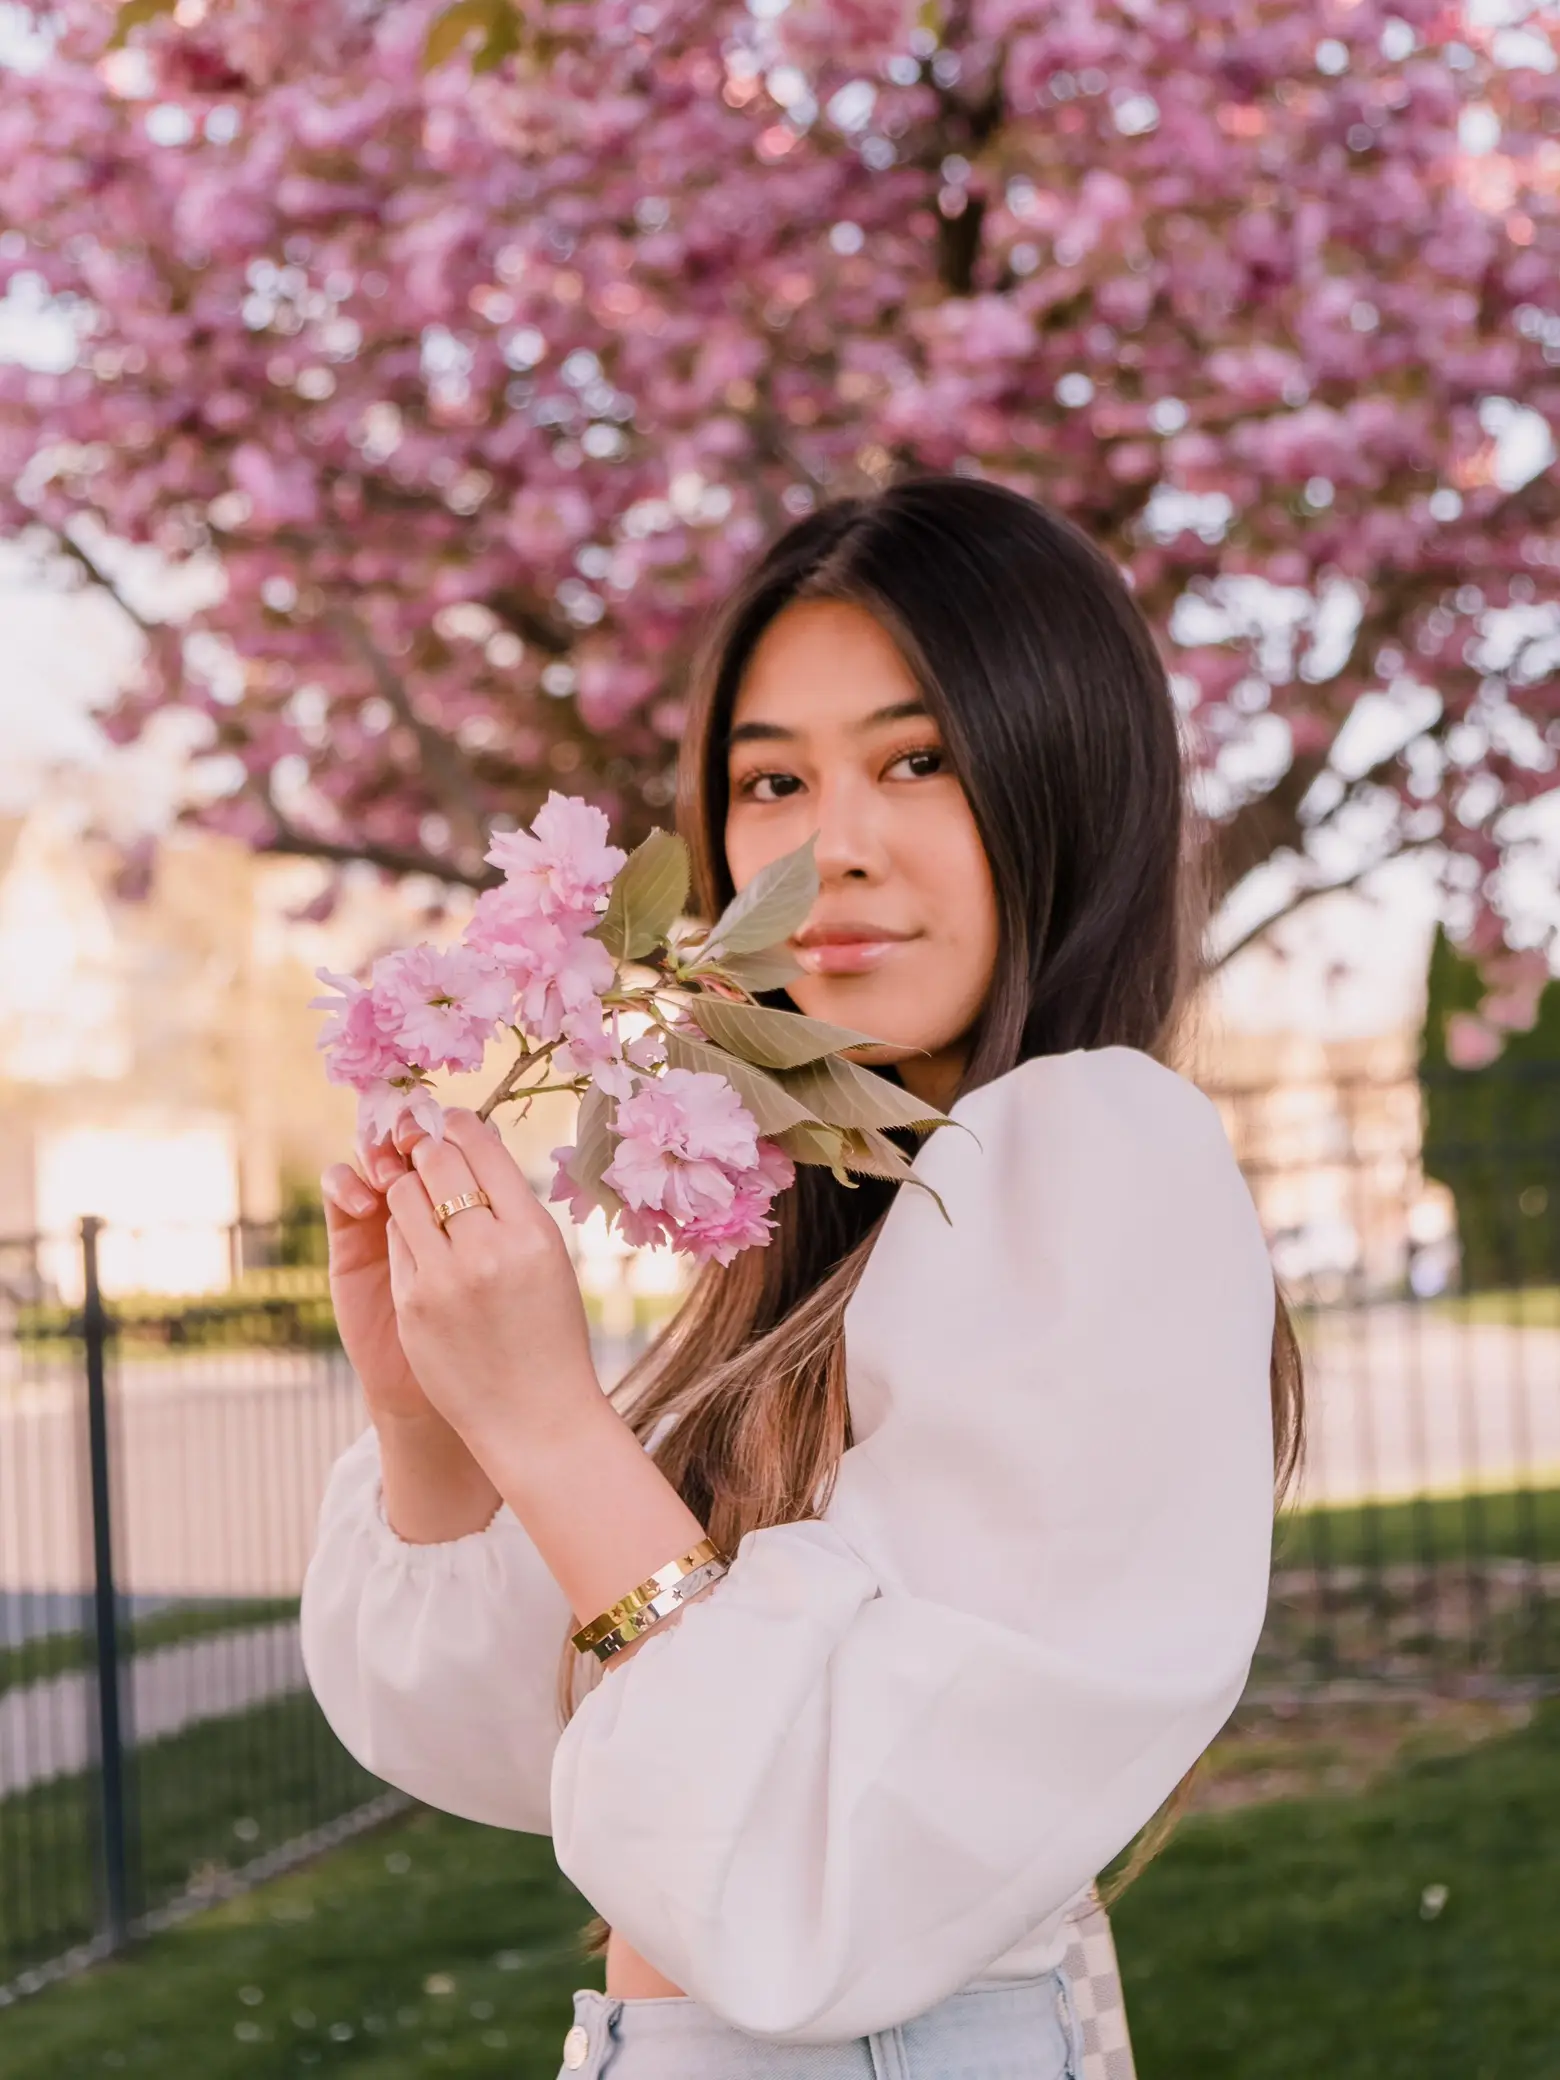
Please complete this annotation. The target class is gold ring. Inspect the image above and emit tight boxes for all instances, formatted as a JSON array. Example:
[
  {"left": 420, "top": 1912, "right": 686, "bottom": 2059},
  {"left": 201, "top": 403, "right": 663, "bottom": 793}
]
[{"left": 433, "top": 1188, "right": 492, "bottom": 1229}]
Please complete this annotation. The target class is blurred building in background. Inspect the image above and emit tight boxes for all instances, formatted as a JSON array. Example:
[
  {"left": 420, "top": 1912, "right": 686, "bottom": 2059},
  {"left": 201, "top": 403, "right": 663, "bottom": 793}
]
[
  {"left": 0, "top": 795, "right": 679, "bottom": 1314},
  {"left": 0, "top": 805, "right": 459, "bottom": 1290}
]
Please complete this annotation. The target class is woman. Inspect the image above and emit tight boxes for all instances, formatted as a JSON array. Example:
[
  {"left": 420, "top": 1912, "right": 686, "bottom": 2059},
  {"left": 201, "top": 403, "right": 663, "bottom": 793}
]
[{"left": 301, "top": 475, "right": 1301, "bottom": 2079}]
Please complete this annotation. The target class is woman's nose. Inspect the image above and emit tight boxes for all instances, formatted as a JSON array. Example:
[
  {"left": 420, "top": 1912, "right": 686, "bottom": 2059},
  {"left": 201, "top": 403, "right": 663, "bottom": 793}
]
[{"left": 810, "top": 777, "right": 890, "bottom": 884}]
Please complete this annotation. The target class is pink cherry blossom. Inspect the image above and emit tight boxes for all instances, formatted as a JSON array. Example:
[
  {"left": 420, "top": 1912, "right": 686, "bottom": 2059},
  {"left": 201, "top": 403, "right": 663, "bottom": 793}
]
[
  {"left": 601, "top": 1066, "right": 779, "bottom": 1253},
  {"left": 555, "top": 1004, "right": 636, "bottom": 1100},
  {"left": 2, "top": 0, "right": 1554, "bottom": 997},
  {"left": 554, "top": 1068, "right": 792, "bottom": 1261},
  {"left": 1444, "top": 1013, "right": 1505, "bottom": 1072},
  {"left": 549, "top": 1137, "right": 678, "bottom": 1248},
  {"left": 548, "top": 1138, "right": 617, "bottom": 1228},
  {"left": 625, "top": 1029, "right": 669, "bottom": 1073},
  {"left": 607, "top": 1069, "right": 762, "bottom": 1185},
  {"left": 309, "top": 966, "right": 407, "bottom": 1088},
  {"left": 370, "top": 942, "right": 516, "bottom": 1073},
  {"left": 463, "top": 890, "right": 616, "bottom": 1043},
  {"left": 357, "top": 1077, "right": 447, "bottom": 1148},
  {"left": 677, "top": 1141, "right": 796, "bottom": 1265},
  {"left": 615, "top": 1201, "right": 681, "bottom": 1250},
  {"left": 1477, "top": 948, "right": 1552, "bottom": 1036},
  {"left": 483, "top": 792, "right": 627, "bottom": 918}
]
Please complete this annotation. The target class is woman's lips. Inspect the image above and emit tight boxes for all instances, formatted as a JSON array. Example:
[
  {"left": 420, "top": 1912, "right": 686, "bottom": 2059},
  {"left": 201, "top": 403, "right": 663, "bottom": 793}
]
[{"left": 794, "top": 937, "right": 914, "bottom": 976}]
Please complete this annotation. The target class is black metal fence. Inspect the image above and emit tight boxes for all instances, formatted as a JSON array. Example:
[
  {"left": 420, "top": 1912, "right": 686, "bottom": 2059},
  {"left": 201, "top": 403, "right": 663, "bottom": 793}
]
[
  {"left": 0, "top": 1213, "right": 394, "bottom": 2003},
  {"left": 1219, "top": 1064, "right": 1560, "bottom": 1699},
  {"left": 1, "top": 1062, "right": 1557, "bottom": 1997}
]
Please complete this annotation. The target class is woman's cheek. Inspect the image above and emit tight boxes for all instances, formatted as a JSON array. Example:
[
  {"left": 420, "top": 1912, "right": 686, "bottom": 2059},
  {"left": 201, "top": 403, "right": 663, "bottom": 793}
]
[{"left": 723, "top": 807, "right": 804, "bottom": 892}]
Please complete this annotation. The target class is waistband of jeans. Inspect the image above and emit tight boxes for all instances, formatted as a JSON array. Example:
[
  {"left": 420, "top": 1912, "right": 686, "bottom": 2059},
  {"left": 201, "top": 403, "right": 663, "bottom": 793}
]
[{"left": 567, "top": 1968, "right": 1068, "bottom": 2042}]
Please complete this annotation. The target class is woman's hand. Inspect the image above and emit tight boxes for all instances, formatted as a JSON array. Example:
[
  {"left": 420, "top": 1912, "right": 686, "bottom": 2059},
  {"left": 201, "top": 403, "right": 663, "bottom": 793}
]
[
  {"left": 321, "top": 1131, "right": 504, "bottom": 1542},
  {"left": 381, "top": 1108, "right": 603, "bottom": 1454},
  {"left": 319, "top": 1134, "right": 430, "bottom": 1423}
]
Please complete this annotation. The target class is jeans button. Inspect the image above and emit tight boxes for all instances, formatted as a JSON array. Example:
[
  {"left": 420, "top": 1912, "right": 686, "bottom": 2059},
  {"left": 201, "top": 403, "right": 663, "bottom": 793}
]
[{"left": 562, "top": 2022, "right": 590, "bottom": 2069}]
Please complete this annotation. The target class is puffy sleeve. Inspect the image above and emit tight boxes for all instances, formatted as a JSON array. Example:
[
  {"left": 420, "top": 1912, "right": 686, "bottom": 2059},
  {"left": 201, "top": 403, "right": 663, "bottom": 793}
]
[
  {"left": 299, "top": 1421, "right": 576, "bottom": 1831},
  {"left": 548, "top": 1046, "right": 1276, "bottom": 2041}
]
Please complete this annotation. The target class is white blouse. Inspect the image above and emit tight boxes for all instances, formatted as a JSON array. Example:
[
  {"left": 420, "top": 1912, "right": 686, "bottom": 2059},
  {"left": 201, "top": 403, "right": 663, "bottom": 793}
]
[{"left": 300, "top": 1046, "right": 1276, "bottom": 2042}]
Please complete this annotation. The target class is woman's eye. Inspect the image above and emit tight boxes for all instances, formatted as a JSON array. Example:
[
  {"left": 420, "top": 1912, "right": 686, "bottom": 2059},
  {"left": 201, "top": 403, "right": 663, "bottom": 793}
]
[
  {"left": 888, "top": 747, "right": 946, "bottom": 780},
  {"left": 738, "top": 771, "right": 803, "bottom": 803}
]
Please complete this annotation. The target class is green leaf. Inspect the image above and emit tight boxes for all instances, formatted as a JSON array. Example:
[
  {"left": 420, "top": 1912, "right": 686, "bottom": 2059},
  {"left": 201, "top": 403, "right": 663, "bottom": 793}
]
[
  {"left": 594, "top": 829, "right": 690, "bottom": 962},
  {"left": 559, "top": 1082, "right": 624, "bottom": 1219},
  {"left": 662, "top": 1030, "right": 822, "bottom": 1137},
  {"left": 697, "top": 945, "right": 806, "bottom": 995},
  {"left": 835, "top": 1126, "right": 919, "bottom": 1182},
  {"left": 835, "top": 1128, "right": 951, "bottom": 1221},
  {"left": 772, "top": 1122, "right": 950, "bottom": 1220},
  {"left": 776, "top": 1055, "right": 955, "bottom": 1135},
  {"left": 470, "top": 0, "right": 521, "bottom": 69},
  {"left": 681, "top": 996, "right": 884, "bottom": 1070},
  {"left": 703, "top": 834, "right": 819, "bottom": 959},
  {"left": 109, "top": 0, "right": 177, "bottom": 49},
  {"left": 773, "top": 1121, "right": 852, "bottom": 1169},
  {"left": 423, "top": 0, "right": 516, "bottom": 72}
]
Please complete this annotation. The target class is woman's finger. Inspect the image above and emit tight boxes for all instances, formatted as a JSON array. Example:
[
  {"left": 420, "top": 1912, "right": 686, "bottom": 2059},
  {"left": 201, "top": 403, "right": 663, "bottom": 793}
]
[
  {"left": 357, "top": 1128, "right": 408, "bottom": 1192},
  {"left": 321, "top": 1162, "right": 380, "bottom": 1223},
  {"left": 391, "top": 1113, "right": 429, "bottom": 1159},
  {"left": 385, "top": 1169, "right": 448, "bottom": 1269},
  {"left": 436, "top": 1110, "right": 541, "bottom": 1226},
  {"left": 384, "top": 1210, "right": 419, "bottom": 1311},
  {"left": 403, "top": 1126, "right": 499, "bottom": 1238}
]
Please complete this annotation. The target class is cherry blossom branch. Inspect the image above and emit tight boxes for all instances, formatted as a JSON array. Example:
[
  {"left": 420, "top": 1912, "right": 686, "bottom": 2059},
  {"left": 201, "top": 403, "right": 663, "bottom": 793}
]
[
  {"left": 50, "top": 526, "right": 164, "bottom": 642},
  {"left": 474, "top": 1035, "right": 564, "bottom": 1122},
  {"left": 1213, "top": 832, "right": 1444, "bottom": 970},
  {"left": 314, "top": 799, "right": 955, "bottom": 1264},
  {"left": 241, "top": 768, "right": 493, "bottom": 888},
  {"left": 328, "top": 605, "right": 490, "bottom": 867}
]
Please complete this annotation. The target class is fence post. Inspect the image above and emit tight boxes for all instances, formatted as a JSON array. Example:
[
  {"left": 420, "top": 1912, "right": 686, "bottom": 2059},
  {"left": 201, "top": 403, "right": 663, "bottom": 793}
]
[{"left": 81, "top": 1214, "right": 133, "bottom": 1952}]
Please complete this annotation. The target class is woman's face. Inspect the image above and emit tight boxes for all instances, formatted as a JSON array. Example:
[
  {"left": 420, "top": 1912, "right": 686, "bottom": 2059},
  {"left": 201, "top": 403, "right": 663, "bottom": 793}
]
[{"left": 722, "top": 599, "right": 1000, "bottom": 1109}]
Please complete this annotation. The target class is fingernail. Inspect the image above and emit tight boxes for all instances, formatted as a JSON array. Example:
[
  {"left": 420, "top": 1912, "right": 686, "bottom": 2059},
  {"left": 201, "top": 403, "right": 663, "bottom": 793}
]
[{"left": 346, "top": 1186, "right": 376, "bottom": 1217}]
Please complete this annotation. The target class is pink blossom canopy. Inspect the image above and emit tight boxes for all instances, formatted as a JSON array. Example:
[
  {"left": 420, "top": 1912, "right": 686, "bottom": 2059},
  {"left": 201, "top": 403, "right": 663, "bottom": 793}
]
[{"left": 1, "top": 0, "right": 1556, "bottom": 982}]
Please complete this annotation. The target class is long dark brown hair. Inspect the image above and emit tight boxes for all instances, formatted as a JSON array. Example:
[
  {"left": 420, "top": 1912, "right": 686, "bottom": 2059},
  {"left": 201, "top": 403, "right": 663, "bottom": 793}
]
[{"left": 560, "top": 474, "right": 1304, "bottom": 1952}]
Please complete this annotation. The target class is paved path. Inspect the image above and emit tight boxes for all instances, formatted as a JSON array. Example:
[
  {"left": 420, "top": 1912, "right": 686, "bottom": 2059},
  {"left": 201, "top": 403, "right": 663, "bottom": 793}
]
[
  {"left": 1, "top": 1358, "right": 364, "bottom": 1600},
  {"left": 0, "top": 1316, "right": 1555, "bottom": 1617},
  {"left": 1297, "top": 1305, "right": 1560, "bottom": 1507},
  {"left": 0, "top": 1620, "right": 303, "bottom": 1797},
  {"left": 0, "top": 1312, "right": 1552, "bottom": 1798}
]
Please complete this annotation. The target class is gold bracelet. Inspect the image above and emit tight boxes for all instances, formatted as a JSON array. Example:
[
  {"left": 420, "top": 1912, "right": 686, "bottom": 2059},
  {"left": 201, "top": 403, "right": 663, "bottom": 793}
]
[
  {"left": 578, "top": 1556, "right": 730, "bottom": 1662},
  {"left": 570, "top": 1537, "right": 725, "bottom": 1652}
]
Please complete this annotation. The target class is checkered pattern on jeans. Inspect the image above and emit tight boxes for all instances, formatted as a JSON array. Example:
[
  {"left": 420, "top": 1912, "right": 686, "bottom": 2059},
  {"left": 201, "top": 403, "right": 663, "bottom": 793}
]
[{"left": 1059, "top": 1886, "right": 1137, "bottom": 2080}]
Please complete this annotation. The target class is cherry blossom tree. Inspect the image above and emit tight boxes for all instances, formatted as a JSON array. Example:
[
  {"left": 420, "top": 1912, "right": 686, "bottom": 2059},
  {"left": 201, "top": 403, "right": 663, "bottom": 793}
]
[{"left": 1, "top": 0, "right": 1557, "bottom": 1005}]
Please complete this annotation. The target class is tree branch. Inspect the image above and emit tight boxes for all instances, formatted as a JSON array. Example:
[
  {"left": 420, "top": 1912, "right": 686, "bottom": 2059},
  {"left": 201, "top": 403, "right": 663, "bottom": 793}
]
[
  {"left": 1207, "top": 749, "right": 1330, "bottom": 902},
  {"left": 480, "top": 583, "right": 575, "bottom": 655},
  {"left": 263, "top": 821, "right": 498, "bottom": 889},
  {"left": 327, "top": 605, "right": 490, "bottom": 869},
  {"left": 52, "top": 526, "right": 163, "bottom": 642},
  {"left": 1212, "top": 832, "right": 1443, "bottom": 970},
  {"left": 237, "top": 767, "right": 500, "bottom": 890}
]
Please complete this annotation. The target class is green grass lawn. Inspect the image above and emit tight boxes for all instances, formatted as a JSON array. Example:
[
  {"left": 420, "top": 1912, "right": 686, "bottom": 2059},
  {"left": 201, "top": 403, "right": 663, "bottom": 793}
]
[
  {"left": 1274, "top": 1484, "right": 1560, "bottom": 1571},
  {"left": 2, "top": 1704, "right": 1557, "bottom": 2078},
  {"left": 1114, "top": 1700, "right": 1560, "bottom": 2079},
  {"left": 0, "top": 1600, "right": 299, "bottom": 1702},
  {"left": 1424, "top": 1286, "right": 1560, "bottom": 1329},
  {"left": 0, "top": 1803, "right": 599, "bottom": 2078},
  {"left": 0, "top": 1691, "right": 379, "bottom": 1985}
]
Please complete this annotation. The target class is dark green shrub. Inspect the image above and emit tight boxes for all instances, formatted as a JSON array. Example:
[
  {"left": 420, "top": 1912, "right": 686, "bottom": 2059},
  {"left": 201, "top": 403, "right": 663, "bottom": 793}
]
[{"left": 1420, "top": 927, "right": 1560, "bottom": 1291}]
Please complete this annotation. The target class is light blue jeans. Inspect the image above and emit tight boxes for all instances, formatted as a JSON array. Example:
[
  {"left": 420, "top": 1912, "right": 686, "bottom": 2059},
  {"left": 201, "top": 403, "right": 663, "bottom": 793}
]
[{"left": 553, "top": 1972, "right": 1081, "bottom": 2079}]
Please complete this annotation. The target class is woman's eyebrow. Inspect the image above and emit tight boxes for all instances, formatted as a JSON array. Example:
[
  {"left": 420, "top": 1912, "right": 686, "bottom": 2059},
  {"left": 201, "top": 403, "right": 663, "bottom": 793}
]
[{"left": 725, "top": 699, "right": 928, "bottom": 749}]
